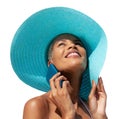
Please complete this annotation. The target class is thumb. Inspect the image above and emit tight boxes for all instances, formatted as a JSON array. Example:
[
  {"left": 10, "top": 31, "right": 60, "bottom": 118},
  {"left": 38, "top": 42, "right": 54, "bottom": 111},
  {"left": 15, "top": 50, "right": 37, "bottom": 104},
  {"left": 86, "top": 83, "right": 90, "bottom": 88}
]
[{"left": 89, "top": 80, "right": 97, "bottom": 99}]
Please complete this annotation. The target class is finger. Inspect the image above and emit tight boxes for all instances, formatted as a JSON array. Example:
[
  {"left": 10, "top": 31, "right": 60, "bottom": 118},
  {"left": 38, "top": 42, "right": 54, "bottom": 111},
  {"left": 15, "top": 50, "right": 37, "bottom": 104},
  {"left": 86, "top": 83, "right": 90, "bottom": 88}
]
[
  {"left": 50, "top": 72, "right": 61, "bottom": 90},
  {"left": 62, "top": 80, "right": 70, "bottom": 92},
  {"left": 97, "top": 77, "right": 101, "bottom": 92},
  {"left": 51, "top": 72, "right": 61, "bottom": 80},
  {"left": 89, "top": 80, "right": 97, "bottom": 99},
  {"left": 99, "top": 77, "right": 107, "bottom": 95},
  {"left": 55, "top": 75, "right": 67, "bottom": 90},
  {"left": 49, "top": 73, "right": 61, "bottom": 99}
]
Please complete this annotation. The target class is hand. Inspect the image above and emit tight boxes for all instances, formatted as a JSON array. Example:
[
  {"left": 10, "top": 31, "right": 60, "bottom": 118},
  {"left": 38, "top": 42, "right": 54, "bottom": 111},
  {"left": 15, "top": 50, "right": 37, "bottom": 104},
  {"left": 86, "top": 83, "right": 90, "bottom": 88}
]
[
  {"left": 88, "top": 77, "right": 107, "bottom": 119},
  {"left": 49, "top": 72, "right": 76, "bottom": 118}
]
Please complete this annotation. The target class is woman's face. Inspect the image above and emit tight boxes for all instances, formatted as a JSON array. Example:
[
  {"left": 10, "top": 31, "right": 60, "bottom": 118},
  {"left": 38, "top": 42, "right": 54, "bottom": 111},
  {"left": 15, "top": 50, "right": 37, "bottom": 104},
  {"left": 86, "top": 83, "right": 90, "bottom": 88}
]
[{"left": 49, "top": 38, "right": 87, "bottom": 73}]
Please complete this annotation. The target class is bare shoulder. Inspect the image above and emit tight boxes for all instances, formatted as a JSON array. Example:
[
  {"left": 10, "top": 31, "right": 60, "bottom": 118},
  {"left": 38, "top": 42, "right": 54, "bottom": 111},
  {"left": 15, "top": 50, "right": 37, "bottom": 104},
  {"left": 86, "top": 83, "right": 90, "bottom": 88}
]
[
  {"left": 23, "top": 92, "right": 50, "bottom": 119},
  {"left": 25, "top": 92, "right": 49, "bottom": 108}
]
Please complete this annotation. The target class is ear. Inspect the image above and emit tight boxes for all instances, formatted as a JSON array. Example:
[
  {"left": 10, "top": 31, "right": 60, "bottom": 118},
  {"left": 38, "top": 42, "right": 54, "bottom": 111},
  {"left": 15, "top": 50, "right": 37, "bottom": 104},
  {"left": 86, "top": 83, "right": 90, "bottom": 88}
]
[{"left": 48, "top": 60, "right": 52, "bottom": 66}]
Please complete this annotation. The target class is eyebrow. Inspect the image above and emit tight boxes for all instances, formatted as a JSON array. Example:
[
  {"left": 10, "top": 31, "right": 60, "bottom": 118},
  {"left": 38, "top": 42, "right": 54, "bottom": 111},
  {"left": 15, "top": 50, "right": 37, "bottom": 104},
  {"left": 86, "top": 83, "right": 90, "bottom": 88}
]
[{"left": 55, "top": 39, "right": 84, "bottom": 47}]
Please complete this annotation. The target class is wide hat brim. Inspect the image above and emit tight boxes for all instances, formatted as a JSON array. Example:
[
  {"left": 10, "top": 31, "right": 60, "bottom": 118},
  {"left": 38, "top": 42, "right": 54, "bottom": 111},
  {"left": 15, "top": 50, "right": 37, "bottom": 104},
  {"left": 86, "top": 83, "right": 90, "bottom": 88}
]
[{"left": 10, "top": 7, "right": 107, "bottom": 101}]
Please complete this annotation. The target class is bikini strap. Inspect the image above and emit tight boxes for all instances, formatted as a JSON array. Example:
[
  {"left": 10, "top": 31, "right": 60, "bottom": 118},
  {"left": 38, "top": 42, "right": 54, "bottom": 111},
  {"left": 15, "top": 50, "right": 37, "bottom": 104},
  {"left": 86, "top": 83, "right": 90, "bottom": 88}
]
[{"left": 79, "top": 98, "right": 93, "bottom": 119}]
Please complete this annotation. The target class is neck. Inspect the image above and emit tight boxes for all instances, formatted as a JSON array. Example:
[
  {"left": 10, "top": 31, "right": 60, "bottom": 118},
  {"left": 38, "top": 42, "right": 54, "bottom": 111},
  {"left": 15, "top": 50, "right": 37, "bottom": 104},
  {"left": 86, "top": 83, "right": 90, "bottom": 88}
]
[{"left": 61, "top": 71, "right": 82, "bottom": 103}]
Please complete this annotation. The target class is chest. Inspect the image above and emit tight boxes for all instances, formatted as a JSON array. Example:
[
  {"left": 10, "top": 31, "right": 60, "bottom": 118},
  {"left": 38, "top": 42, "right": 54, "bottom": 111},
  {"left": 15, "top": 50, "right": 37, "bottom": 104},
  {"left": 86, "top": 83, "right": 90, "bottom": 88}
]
[{"left": 48, "top": 108, "right": 91, "bottom": 119}]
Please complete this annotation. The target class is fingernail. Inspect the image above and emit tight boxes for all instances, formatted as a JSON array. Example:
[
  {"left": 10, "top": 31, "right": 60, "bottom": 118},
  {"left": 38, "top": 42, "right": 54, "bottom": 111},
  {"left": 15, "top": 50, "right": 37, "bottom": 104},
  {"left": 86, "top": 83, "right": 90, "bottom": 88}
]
[{"left": 57, "top": 72, "right": 61, "bottom": 75}]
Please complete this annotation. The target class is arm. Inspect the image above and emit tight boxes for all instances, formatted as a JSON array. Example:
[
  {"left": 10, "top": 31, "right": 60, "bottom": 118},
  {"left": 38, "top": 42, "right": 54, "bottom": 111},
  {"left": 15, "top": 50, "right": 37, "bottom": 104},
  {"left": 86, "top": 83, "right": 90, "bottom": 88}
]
[
  {"left": 88, "top": 77, "right": 108, "bottom": 119},
  {"left": 23, "top": 97, "right": 48, "bottom": 119}
]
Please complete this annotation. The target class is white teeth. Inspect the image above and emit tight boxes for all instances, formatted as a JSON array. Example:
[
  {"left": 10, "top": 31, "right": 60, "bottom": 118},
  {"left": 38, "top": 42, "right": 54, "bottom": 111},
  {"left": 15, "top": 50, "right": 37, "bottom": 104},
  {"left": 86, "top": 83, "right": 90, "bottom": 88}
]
[{"left": 67, "top": 52, "right": 79, "bottom": 57}]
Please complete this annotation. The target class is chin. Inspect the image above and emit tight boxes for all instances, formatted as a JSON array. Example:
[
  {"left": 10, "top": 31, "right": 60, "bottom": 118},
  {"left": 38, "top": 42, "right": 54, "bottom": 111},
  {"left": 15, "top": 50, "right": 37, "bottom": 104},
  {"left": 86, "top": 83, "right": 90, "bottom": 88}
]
[{"left": 70, "top": 62, "right": 86, "bottom": 71}]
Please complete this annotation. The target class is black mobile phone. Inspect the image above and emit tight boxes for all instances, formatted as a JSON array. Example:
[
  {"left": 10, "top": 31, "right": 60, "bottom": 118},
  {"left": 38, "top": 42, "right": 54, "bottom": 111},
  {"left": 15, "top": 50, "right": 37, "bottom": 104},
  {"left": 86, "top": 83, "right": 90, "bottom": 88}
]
[{"left": 46, "top": 64, "right": 63, "bottom": 87}]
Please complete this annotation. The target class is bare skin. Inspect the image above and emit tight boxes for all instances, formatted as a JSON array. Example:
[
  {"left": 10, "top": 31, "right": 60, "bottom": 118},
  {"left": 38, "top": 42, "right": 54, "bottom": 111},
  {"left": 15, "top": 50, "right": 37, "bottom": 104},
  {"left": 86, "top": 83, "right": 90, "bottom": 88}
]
[{"left": 23, "top": 39, "right": 107, "bottom": 119}]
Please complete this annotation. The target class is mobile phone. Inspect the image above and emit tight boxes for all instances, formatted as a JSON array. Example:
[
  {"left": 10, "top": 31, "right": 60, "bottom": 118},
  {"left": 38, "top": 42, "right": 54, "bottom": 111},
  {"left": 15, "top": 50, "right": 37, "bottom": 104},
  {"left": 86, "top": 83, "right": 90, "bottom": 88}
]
[{"left": 46, "top": 64, "right": 63, "bottom": 87}]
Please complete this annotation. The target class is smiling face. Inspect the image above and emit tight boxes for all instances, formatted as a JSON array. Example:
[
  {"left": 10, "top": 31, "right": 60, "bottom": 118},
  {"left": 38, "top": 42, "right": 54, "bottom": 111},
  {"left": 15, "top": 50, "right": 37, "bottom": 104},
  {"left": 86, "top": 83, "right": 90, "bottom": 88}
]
[{"left": 48, "top": 33, "right": 87, "bottom": 74}]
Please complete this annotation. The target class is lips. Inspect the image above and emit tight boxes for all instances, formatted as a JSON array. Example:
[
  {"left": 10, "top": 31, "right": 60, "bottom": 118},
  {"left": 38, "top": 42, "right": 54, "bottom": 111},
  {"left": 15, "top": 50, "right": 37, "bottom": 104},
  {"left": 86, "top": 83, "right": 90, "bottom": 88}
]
[{"left": 65, "top": 51, "right": 81, "bottom": 58}]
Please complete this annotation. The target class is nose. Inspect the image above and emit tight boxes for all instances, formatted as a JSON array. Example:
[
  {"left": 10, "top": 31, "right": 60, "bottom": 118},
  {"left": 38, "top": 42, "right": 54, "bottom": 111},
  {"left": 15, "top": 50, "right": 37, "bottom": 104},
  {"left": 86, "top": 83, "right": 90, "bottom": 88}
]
[{"left": 67, "top": 43, "right": 77, "bottom": 50}]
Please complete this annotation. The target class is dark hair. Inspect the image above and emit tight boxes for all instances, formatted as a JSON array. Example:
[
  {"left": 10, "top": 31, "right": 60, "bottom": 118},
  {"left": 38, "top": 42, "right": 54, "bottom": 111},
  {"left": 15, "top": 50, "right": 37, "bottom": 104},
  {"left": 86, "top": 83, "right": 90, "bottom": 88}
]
[{"left": 48, "top": 33, "right": 85, "bottom": 60}]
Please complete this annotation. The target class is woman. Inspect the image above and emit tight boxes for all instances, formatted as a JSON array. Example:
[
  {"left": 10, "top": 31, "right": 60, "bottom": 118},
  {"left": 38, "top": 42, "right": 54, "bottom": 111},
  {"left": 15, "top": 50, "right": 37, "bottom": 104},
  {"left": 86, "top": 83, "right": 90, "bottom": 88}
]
[
  {"left": 23, "top": 33, "right": 107, "bottom": 119},
  {"left": 10, "top": 7, "right": 108, "bottom": 119}
]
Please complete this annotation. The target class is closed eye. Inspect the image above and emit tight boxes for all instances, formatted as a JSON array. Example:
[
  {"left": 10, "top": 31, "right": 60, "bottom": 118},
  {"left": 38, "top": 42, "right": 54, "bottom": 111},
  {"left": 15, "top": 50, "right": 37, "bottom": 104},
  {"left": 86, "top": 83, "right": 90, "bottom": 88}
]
[
  {"left": 57, "top": 42, "right": 66, "bottom": 47},
  {"left": 75, "top": 42, "right": 82, "bottom": 46},
  {"left": 74, "top": 41, "right": 84, "bottom": 47}
]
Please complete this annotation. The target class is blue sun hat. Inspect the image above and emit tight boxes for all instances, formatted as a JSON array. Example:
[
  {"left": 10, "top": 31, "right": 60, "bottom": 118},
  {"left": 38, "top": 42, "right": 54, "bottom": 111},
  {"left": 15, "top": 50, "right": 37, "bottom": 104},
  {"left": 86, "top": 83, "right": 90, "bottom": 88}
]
[{"left": 10, "top": 7, "right": 107, "bottom": 101}]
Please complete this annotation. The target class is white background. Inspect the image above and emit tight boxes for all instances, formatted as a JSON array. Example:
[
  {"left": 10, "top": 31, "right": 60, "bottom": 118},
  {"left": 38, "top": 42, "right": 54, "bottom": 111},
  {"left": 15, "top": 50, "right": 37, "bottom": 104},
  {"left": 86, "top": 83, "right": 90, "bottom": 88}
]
[{"left": 0, "top": 0, "right": 120, "bottom": 118}]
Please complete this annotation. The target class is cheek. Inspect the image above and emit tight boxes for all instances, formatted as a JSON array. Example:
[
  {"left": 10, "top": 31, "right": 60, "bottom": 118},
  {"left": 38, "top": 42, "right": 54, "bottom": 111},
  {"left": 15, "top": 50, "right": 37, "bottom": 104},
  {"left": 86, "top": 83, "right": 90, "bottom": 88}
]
[
  {"left": 80, "top": 50, "right": 87, "bottom": 71},
  {"left": 82, "top": 52, "right": 88, "bottom": 71},
  {"left": 51, "top": 50, "right": 61, "bottom": 63},
  {"left": 82, "top": 58, "right": 87, "bottom": 70}
]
